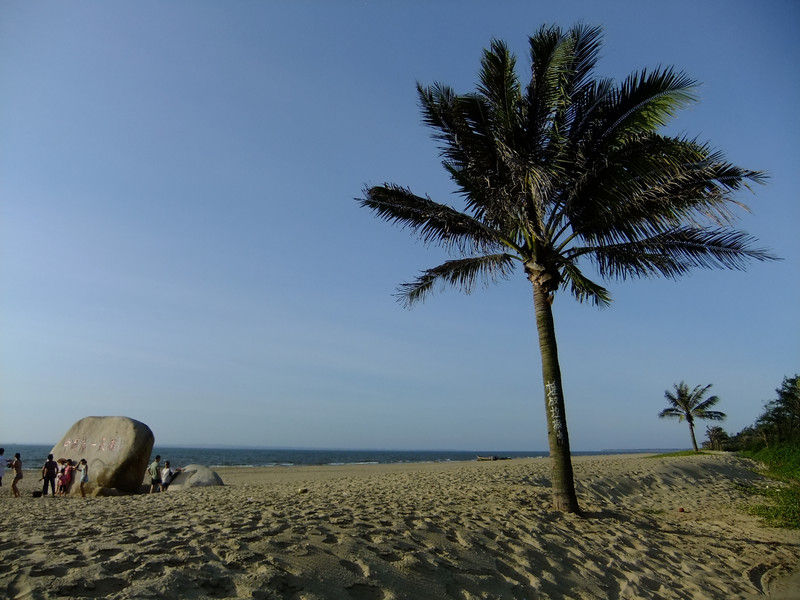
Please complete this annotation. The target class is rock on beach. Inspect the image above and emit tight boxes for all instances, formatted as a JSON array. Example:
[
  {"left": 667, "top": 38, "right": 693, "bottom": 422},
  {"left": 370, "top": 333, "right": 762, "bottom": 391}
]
[
  {"left": 166, "top": 464, "right": 224, "bottom": 491},
  {"left": 50, "top": 416, "right": 154, "bottom": 494}
]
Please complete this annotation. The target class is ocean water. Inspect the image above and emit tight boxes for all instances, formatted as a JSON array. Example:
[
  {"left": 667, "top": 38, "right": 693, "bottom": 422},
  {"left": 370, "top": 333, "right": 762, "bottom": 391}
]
[{"left": 1, "top": 444, "right": 668, "bottom": 470}]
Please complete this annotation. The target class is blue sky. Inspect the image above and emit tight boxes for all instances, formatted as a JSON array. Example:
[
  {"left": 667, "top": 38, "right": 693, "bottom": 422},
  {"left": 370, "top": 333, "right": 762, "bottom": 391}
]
[{"left": 1, "top": 1, "right": 798, "bottom": 451}]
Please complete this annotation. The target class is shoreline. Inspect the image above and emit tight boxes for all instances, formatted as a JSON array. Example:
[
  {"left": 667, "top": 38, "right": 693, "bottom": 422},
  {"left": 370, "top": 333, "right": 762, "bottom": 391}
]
[
  {"left": 4, "top": 453, "right": 799, "bottom": 599},
  {"left": 3, "top": 443, "right": 683, "bottom": 471}
]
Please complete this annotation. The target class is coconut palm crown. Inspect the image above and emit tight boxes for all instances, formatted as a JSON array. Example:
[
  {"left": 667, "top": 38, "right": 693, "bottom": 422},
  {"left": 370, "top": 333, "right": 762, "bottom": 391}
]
[
  {"left": 358, "top": 24, "right": 772, "bottom": 512},
  {"left": 659, "top": 382, "right": 726, "bottom": 451}
]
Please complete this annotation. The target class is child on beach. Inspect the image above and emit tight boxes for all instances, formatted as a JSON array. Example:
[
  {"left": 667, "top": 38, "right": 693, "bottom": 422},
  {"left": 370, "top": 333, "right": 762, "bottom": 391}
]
[
  {"left": 0, "top": 448, "right": 5, "bottom": 488},
  {"left": 9, "top": 453, "right": 22, "bottom": 498},
  {"left": 60, "top": 460, "right": 75, "bottom": 496},
  {"left": 76, "top": 459, "right": 89, "bottom": 497},
  {"left": 55, "top": 459, "right": 66, "bottom": 494}
]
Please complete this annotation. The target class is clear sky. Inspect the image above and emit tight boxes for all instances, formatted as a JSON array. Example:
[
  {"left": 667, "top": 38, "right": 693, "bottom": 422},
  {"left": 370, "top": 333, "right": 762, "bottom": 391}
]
[{"left": 1, "top": 1, "right": 798, "bottom": 451}]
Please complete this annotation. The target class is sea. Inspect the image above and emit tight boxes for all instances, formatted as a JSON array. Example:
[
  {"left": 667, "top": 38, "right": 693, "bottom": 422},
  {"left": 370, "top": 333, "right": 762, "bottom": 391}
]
[{"left": 2, "top": 444, "right": 672, "bottom": 469}]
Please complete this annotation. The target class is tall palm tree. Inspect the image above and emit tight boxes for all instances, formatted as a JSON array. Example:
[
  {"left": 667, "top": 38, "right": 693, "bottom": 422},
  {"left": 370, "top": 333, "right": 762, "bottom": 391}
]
[
  {"left": 659, "top": 382, "right": 726, "bottom": 451},
  {"left": 358, "top": 24, "right": 773, "bottom": 512}
]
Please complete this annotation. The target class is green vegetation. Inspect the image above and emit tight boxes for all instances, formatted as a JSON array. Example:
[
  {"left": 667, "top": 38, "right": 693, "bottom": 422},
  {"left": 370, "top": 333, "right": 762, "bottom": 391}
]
[
  {"left": 659, "top": 382, "right": 725, "bottom": 451},
  {"left": 708, "top": 374, "right": 800, "bottom": 452},
  {"left": 746, "top": 485, "right": 800, "bottom": 528},
  {"left": 740, "top": 443, "right": 800, "bottom": 528},
  {"left": 704, "top": 426, "right": 729, "bottom": 450},
  {"left": 742, "top": 443, "right": 800, "bottom": 481},
  {"left": 696, "top": 375, "right": 800, "bottom": 528},
  {"left": 357, "top": 23, "right": 771, "bottom": 513}
]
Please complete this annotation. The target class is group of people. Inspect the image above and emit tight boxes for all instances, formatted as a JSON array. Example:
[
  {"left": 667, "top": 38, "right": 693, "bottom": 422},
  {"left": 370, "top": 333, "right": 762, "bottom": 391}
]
[
  {"left": 147, "top": 455, "right": 181, "bottom": 493},
  {"left": 0, "top": 448, "right": 23, "bottom": 498},
  {"left": 2, "top": 448, "right": 182, "bottom": 497},
  {"left": 0, "top": 448, "right": 89, "bottom": 498},
  {"left": 41, "top": 454, "right": 89, "bottom": 497}
]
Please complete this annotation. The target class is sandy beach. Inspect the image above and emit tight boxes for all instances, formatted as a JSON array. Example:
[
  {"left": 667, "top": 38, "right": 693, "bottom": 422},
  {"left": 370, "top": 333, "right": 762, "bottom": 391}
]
[{"left": 2, "top": 453, "right": 799, "bottom": 599}]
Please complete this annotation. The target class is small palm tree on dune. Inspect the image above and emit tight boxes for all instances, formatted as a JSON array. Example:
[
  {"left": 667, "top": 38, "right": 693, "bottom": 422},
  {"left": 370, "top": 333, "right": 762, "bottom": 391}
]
[{"left": 659, "top": 382, "right": 726, "bottom": 451}]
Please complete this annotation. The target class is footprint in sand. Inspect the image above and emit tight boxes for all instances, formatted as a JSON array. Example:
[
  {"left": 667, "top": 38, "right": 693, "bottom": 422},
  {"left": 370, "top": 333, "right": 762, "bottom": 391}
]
[{"left": 345, "top": 582, "right": 385, "bottom": 600}]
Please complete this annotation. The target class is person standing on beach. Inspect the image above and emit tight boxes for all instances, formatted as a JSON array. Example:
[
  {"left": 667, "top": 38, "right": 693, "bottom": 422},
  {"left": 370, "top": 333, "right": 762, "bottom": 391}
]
[
  {"left": 160, "top": 461, "right": 181, "bottom": 491},
  {"left": 41, "top": 454, "right": 58, "bottom": 496},
  {"left": 9, "top": 453, "right": 22, "bottom": 498},
  {"left": 148, "top": 455, "right": 161, "bottom": 493},
  {"left": 61, "top": 460, "right": 75, "bottom": 495},
  {"left": 0, "top": 448, "right": 6, "bottom": 488},
  {"left": 76, "top": 458, "right": 89, "bottom": 497}
]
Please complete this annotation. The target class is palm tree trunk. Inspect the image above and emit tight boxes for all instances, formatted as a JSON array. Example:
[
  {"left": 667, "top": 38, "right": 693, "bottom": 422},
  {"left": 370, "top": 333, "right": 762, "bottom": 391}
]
[
  {"left": 688, "top": 421, "right": 699, "bottom": 452},
  {"left": 532, "top": 282, "right": 580, "bottom": 513}
]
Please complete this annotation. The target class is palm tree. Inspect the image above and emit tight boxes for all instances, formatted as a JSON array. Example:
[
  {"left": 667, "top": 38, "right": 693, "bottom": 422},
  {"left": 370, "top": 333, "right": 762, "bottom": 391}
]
[
  {"left": 660, "top": 382, "right": 726, "bottom": 451},
  {"left": 703, "top": 425, "right": 729, "bottom": 451},
  {"left": 358, "top": 25, "right": 773, "bottom": 512}
]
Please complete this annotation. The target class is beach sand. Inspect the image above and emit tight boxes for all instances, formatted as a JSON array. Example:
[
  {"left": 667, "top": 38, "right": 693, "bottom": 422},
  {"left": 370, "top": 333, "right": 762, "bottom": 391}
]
[{"left": 2, "top": 453, "right": 799, "bottom": 599}]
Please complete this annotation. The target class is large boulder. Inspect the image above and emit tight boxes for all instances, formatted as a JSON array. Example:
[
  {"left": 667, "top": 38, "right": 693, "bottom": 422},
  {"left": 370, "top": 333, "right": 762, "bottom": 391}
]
[
  {"left": 166, "top": 464, "right": 224, "bottom": 491},
  {"left": 50, "top": 416, "right": 154, "bottom": 494}
]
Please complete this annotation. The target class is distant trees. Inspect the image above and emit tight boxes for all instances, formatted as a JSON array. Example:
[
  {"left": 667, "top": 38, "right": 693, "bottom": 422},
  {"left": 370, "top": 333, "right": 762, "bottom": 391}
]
[
  {"left": 744, "top": 375, "right": 800, "bottom": 448},
  {"left": 659, "top": 382, "right": 726, "bottom": 451},
  {"left": 703, "top": 425, "right": 730, "bottom": 451},
  {"left": 662, "top": 375, "right": 799, "bottom": 453}
]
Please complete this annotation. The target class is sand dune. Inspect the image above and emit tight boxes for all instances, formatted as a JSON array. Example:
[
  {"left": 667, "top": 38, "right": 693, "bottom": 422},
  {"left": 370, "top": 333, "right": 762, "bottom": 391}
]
[{"left": 2, "top": 453, "right": 798, "bottom": 599}]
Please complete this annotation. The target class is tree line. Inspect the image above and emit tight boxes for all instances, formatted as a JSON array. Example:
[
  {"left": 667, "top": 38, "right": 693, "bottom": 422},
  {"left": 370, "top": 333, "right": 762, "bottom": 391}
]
[{"left": 702, "top": 374, "right": 800, "bottom": 451}]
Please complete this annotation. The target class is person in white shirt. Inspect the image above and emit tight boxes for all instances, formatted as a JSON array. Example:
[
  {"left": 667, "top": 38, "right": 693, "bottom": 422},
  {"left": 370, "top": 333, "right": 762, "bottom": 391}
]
[{"left": 161, "top": 461, "right": 182, "bottom": 490}]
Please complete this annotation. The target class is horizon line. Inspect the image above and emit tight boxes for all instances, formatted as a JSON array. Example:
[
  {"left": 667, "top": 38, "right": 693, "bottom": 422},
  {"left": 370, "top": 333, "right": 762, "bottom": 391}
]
[{"left": 2, "top": 442, "right": 684, "bottom": 454}]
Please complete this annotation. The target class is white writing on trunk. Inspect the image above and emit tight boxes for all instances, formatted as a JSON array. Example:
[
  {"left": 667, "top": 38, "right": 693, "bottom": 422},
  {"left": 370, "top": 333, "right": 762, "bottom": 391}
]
[{"left": 545, "top": 381, "right": 565, "bottom": 442}]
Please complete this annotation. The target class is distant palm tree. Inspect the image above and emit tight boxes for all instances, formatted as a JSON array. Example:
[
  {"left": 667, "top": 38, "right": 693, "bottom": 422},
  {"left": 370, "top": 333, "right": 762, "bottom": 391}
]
[
  {"left": 659, "top": 382, "right": 726, "bottom": 451},
  {"left": 704, "top": 425, "right": 729, "bottom": 451},
  {"left": 359, "top": 25, "right": 772, "bottom": 512}
]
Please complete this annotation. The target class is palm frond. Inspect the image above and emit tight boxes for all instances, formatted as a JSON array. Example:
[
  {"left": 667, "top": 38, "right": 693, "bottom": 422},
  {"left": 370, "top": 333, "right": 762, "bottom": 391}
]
[
  {"left": 478, "top": 40, "right": 522, "bottom": 135},
  {"left": 694, "top": 409, "right": 726, "bottom": 421},
  {"left": 563, "top": 24, "right": 604, "bottom": 96},
  {"left": 559, "top": 261, "right": 612, "bottom": 306},
  {"left": 564, "top": 76, "right": 614, "bottom": 151},
  {"left": 694, "top": 393, "right": 721, "bottom": 412},
  {"left": 416, "top": 85, "right": 524, "bottom": 227},
  {"left": 526, "top": 25, "right": 577, "bottom": 150},
  {"left": 659, "top": 407, "right": 685, "bottom": 421},
  {"left": 582, "top": 226, "right": 776, "bottom": 280},
  {"left": 417, "top": 83, "right": 482, "bottom": 172},
  {"left": 599, "top": 67, "right": 698, "bottom": 143},
  {"left": 396, "top": 254, "right": 517, "bottom": 307},
  {"left": 359, "top": 184, "right": 503, "bottom": 253},
  {"left": 566, "top": 135, "right": 767, "bottom": 243},
  {"left": 541, "top": 25, "right": 604, "bottom": 164},
  {"left": 417, "top": 84, "right": 489, "bottom": 168},
  {"left": 688, "top": 382, "right": 712, "bottom": 397}
]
